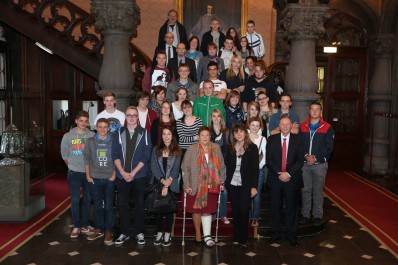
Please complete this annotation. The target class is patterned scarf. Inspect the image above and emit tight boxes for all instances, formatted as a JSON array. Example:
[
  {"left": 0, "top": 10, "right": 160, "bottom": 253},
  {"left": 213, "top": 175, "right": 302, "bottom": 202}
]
[{"left": 194, "top": 144, "right": 222, "bottom": 209}]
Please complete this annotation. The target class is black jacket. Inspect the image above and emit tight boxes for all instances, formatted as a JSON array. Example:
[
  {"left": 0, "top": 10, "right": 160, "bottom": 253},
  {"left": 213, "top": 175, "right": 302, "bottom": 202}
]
[
  {"left": 157, "top": 21, "right": 188, "bottom": 48},
  {"left": 200, "top": 30, "right": 226, "bottom": 56},
  {"left": 225, "top": 143, "right": 259, "bottom": 191},
  {"left": 167, "top": 56, "right": 197, "bottom": 83}
]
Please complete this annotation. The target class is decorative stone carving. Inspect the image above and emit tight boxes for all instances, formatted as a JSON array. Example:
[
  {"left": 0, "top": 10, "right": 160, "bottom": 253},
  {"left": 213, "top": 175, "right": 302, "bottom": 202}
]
[
  {"left": 91, "top": 0, "right": 140, "bottom": 36},
  {"left": 280, "top": 3, "right": 328, "bottom": 120},
  {"left": 370, "top": 35, "right": 396, "bottom": 58},
  {"left": 275, "top": 30, "right": 290, "bottom": 62},
  {"left": 91, "top": 0, "right": 141, "bottom": 111},
  {"left": 281, "top": 4, "right": 329, "bottom": 40}
]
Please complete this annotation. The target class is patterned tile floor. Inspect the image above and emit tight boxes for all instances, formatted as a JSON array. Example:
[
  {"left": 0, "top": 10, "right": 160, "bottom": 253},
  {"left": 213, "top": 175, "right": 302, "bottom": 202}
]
[{"left": 2, "top": 198, "right": 397, "bottom": 265}]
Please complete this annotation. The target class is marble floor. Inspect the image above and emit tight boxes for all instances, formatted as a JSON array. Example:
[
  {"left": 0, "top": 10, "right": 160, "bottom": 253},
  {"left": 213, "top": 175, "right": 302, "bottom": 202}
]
[{"left": 2, "top": 197, "right": 398, "bottom": 265}]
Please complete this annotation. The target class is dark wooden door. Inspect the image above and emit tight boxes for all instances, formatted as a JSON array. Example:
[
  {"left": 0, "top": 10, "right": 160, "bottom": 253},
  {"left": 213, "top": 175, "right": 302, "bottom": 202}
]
[{"left": 323, "top": 47, "right": 368, "bottom": 171}]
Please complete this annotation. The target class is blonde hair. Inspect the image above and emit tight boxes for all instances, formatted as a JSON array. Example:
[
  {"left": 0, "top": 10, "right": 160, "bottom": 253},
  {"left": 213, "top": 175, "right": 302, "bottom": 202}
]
[{"left": 226, "top": 54, "right": 245, "bottom": 81}]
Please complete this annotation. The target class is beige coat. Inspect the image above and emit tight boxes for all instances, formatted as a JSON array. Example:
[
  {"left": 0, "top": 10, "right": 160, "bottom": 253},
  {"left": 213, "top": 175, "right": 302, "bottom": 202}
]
[{"left": 181, "top": 143, "right": 226, "bottom": 195}]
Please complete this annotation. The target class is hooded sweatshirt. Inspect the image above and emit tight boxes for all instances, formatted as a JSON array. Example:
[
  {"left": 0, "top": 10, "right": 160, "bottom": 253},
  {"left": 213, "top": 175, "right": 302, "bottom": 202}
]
[{"left": 60, "top": 127, "right": 95, "bottom": 172}]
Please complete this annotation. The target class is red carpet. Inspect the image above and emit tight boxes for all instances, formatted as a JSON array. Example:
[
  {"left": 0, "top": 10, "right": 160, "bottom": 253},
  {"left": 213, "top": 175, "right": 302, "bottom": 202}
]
[
  {"left": 324, "top": 171, "right": 398, "bottom": 258},
  {"left": 0, "top": 173, "right": 71, "bottom": 261}
]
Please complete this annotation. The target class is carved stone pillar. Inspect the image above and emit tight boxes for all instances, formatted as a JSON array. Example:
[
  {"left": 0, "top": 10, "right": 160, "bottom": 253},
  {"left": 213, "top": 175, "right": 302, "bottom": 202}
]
[
  {"left": 363, "top": 34, "right": 396, "bottom": 174},
  {"left": 91, "top": 0, "right": 140, "bottom": 111},
  {"left": 280, "top": 3, "right": 328, "bottom": 121},
  {"left": 275, "top": 30, "right": 290, "bottom": 62}
]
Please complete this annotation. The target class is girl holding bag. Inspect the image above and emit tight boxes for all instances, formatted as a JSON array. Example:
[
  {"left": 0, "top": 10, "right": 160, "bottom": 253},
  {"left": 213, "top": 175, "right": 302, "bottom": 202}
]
[{"left": 150, "top": 126, "right": 182, "bottom": 246}]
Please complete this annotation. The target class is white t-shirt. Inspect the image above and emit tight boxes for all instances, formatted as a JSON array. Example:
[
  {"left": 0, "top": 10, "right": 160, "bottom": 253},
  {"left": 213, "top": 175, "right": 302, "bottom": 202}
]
[
  {"left": 200, "top": 79, "right": 227, "bottom": 92},
  {"left": 172, "top": 101, "right": 194, "bottom": 120},
  {"left": 138, "top": 108, "right": 148, "bottom": 129},
  {"left": 94, "top": 109, "right": 125, "bottom": 133}
]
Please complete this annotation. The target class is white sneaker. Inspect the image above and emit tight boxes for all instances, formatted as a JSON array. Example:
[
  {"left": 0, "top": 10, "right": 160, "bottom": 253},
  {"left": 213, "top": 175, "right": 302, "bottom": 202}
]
[
  {"left": 221, "top": 217, "right": 230, "bottom": 224},
  {"left": 154, "top": 232, "right": 163, "bottom": 246},
  {"left": 136, "top": 233, "right": 146, "bottom": 245},
  {"left": 115, "top": 234, "right": 130, "bottom": 245}
]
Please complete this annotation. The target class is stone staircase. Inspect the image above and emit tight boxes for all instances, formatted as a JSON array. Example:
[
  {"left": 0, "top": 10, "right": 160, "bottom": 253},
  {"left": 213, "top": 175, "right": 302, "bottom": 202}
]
[{"left": 0, "top": 0, "right": 151, "bottom": 83}]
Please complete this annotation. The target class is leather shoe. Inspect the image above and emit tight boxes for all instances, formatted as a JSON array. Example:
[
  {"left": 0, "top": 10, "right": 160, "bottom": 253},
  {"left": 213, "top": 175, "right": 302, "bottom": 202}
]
[
  {"left": 313, "top": 218, "right": 323, "bottom": 227},
  {"left": 299, "top": 216, "right": 310, "bottom": 225},
  {"left": 267, "top": 236, "right": 281, "bottom": 244},
  {"left": 287, "top": 237, "right": 299, "bottom": 247}
]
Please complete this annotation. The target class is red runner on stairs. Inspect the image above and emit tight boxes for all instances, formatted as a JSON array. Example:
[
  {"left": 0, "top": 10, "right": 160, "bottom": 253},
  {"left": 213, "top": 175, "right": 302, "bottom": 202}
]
[{"left": 324, "top": 171, "right": 398, "bottom": 258}]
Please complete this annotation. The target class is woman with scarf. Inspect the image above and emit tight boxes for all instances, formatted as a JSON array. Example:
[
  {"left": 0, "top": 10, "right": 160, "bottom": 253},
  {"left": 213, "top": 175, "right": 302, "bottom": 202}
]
[
  {"left": 181, "top": 126, "right": 226, "bottom": 247},
  {"left": 225, "top": 90, "right": 245, "bottom": 130},
  {"left": 225, "top": 123, "right": 259, "bottom": 248},
  {"left": 151, "top": 125, "right": 181, "bottom": 246}
]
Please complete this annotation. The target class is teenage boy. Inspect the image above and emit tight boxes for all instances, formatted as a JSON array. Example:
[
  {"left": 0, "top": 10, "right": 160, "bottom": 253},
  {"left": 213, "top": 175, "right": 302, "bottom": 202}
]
[
  {"left": 241, "top": 61, "right": 274, "bottom": 112},
  {"left": 194, "top": 80, "right": 226, "bottom": 126},
  {"left": 199, "top": 61, "right": 227, "bottom": 101},
  {"left": 269, "top": 93, "right": 300, "bottom": 135},
  {"left": 245, "top": 20, "right": 265, "bottom": 60},
  {"left": 143, "top": 51, "right": 174, "bottom": 93},
  {"left": 197, "top": 42, "right": 225, "bottom": 82},
  {"left": 300, "top": 101, "right": 334, "bottom": 227},
  {"left": 112, "top": 106, "right": 152, "bottom": 245},
  {"left": 84, "top": 118, "right": 116, "bottom": 245},
  {"left": 61, "top": 110, "right": 95, "bottom": 238},
  {"left": 136, "top": 91, "right": 158, "bottom": 132},
  {"left": 167, "top": 63, "right": 200, "bottom": 102},
  {"left": 200, "top": 17, "right": 226, "bottom": 56},
  {"left": 94, "top": 92, "right": 125, "bottom": 134},
  {"left": 218, "top": 37, "right": 235, "bottom": 69}
]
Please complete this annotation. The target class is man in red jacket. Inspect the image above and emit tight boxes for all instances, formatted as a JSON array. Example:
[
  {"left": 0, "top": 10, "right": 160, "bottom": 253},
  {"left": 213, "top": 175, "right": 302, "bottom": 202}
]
[{"left": 299, "top": 101, "right": 334, "bottom": 227}]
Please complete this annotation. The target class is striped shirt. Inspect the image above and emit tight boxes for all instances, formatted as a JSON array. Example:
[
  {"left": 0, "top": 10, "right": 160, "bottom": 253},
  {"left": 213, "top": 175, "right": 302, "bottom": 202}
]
[{"left": 176, "top": 117, "right": 203, "bottom": 150}]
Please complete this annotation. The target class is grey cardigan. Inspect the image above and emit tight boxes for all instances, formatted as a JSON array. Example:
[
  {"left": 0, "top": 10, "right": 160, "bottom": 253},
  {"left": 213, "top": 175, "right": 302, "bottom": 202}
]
[
  {"left": 181, "top": 143, "right": 226, "bottom": 195},
  {"left": 150, "top": 146, "right": 181, "bottom": 193}
]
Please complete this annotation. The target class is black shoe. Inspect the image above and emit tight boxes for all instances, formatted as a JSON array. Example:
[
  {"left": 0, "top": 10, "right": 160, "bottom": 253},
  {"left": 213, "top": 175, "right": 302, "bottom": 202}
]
[
  {"left": 267, "top": 236, "right": 281, "bottom": 244},
  {"left": 287, "top": 237, "right": 299, "bottom": 247},
  {"left": 239, "top": 243, "right": 248, "bottom": 249},
  {"left": 299, "top": 216, "right": 310, "bottom": 225},
  {"left": 313, "top": 218, "right": 323, "bottom": 227}
]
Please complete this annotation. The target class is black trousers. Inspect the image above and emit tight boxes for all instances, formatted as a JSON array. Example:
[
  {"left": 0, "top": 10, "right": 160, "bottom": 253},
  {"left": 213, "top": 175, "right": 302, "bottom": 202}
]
[
  {"left": 269, "top": 183, "right": 298, "bottom": 239},
  {"left": 228, "top": 185, "right": 252, "bottom": 244},
  {"left": 115, "top": 177, "right": 147, "bottom": 236}
]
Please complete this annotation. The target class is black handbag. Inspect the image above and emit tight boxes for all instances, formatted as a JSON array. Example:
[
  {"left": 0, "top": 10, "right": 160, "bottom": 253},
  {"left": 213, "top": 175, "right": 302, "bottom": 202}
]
[{"left": 145, "top": 181, "right": 178, "bottom": 214}]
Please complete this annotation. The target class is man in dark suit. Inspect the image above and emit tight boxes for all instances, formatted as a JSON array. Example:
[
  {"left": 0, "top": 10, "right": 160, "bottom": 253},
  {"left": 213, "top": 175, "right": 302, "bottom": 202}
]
[
  {"left": 153, "top": 32, "right": 177, "bottom": 66},
  {"left": 167, "top": 43, "right": 197, "bottom": 83},
  {"left": 266, "top": 115, "right": 303, "bottom": 247}
]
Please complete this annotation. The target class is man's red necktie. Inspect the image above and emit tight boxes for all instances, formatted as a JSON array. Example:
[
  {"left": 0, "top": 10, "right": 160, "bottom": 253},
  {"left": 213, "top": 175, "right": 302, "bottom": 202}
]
[{"left": 282, "top": 138, "right": 287, "bottom": 171}]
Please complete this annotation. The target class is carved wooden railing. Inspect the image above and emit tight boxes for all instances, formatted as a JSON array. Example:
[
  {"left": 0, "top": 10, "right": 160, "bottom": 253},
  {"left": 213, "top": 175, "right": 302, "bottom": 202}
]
[{"left": 0, "top": 0, "right": 151, "bottom": 80}]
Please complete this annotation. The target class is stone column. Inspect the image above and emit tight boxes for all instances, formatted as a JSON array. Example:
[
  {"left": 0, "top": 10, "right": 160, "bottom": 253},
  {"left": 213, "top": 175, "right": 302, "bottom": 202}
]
[
  {"left": 91, "top": 0, "right": 141, "bottom": 111},
  {"left": 280, "top": 3, "right": 328, "bottom": 121},
  {"left": 275, "top": 30, "right": 290, "bottom": 62},
  {"left": 363, "top": 34, "right": 396, "bottom": 175}
]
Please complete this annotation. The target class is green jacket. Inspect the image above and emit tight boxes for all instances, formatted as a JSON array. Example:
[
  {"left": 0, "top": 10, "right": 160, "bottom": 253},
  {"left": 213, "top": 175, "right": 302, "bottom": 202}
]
[{"left": 193, "top": 96, "right": 226, "bottom": 126}]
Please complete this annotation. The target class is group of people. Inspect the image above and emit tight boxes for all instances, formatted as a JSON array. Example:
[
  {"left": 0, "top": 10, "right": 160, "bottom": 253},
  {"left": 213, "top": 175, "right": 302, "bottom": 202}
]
[{"left": 60, "top": 8, "right": 334, "bottom": 250}]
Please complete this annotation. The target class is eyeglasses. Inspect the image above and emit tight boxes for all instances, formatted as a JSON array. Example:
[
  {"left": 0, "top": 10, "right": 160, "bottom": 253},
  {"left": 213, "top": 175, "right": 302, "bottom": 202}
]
[{"left": 126, "top": 114, "right": 138, "bottom": 118}]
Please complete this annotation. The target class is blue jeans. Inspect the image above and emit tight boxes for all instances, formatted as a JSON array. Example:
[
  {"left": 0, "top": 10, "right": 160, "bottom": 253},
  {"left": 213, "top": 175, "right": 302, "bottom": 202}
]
[
  {"left": 67, "top": 170, "right": 90, "bottom": 228},
  {"left": 212, "top": 188, "right": 228, "bottom": 218},
  {"left": 89, "top": 178, "right": 115, "bottom": 232},
  {"left": 251, "top": 167, "right": 265, "bottom": 220}
]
